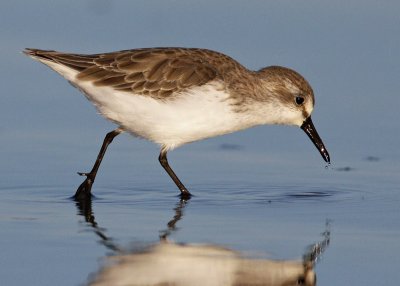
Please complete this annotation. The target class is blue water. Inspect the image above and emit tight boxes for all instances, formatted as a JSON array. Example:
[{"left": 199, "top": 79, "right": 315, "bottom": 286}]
[
  {"left": 1, "top": 145, "right": 399, "bottom": 285},
  {"left": 1, "top": 1, "right": 400, "bottom": 285}
]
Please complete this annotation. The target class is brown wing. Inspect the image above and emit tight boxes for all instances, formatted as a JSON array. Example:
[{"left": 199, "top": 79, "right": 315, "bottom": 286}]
[{"left": 25, "top": 48, "right": 220, "bottom": 98}]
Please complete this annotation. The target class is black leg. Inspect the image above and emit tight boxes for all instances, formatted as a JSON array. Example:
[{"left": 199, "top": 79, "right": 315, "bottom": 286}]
[
  {"left": 74, "top": 128, "right": 123, "bottom": 200},
  {"left": 158, "top": 150, "right": 192, "bottom": 199}
]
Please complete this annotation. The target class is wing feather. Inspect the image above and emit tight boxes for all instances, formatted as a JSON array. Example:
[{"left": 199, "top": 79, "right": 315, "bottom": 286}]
[{"left": 24, "top": 48, "right": 239, "bottom": 98}]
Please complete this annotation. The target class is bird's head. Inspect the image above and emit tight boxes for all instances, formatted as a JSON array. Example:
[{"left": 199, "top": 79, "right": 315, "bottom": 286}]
[{"left": 258, "top": 66, "right": 330, "bottom": 163}]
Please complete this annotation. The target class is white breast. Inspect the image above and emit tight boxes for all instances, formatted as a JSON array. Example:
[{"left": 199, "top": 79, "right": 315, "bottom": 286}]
[
  {"left": 38, "top": 60, "right": 252, "bottom": 150},
  {"left": 82, "top": 81, "right": 248, "bottom": 150},
  {"left": 31, "top": 53, "right": 319, "bottom": 153}
]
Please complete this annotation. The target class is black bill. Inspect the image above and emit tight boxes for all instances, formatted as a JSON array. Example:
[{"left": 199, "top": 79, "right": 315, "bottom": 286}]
[{"left": 301, "top": 117, "right": 330, "bottom": 163}]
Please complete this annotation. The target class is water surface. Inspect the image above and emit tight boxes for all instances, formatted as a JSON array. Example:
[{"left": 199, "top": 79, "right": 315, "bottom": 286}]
[{"left": 1, "top": 148, "right": 399, "bottom": 285}]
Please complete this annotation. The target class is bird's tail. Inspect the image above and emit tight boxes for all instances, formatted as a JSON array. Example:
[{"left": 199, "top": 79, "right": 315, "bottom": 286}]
[
  {"left": 23, "top": 48, "right": 97, "bottom": 73},
  {"left": 23, "top": 48, "right": 58, "bottom": 62}
]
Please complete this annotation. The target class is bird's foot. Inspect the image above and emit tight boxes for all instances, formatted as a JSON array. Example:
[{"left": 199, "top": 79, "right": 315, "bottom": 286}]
[
  {"left": 74, "top": 172, "right": 95, "bottom": 201},
  {"left": 179, "top": 190, "right": 192, "bottom": 201}
]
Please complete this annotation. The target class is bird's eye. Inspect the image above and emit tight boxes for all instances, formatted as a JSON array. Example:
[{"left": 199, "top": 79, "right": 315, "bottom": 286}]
[{"left": 295, "top": 96, "right": 305, "bottom": 105}]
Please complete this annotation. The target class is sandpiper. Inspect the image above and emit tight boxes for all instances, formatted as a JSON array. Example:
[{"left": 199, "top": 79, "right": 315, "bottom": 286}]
[{"left": 24, "top": 47, "right": 330, "bottom": 199}]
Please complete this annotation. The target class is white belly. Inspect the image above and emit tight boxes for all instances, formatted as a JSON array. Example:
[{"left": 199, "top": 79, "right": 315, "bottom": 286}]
[
  {"left": 38, "top": 60, "right": 255, "bottom": 150},
  {"left": 82, "top": 81, "right": 246, "bottom": 149}
]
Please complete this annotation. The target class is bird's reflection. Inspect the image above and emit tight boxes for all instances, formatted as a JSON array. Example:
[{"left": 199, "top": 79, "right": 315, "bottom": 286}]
[
  {"left": 74, "top": 198, "right": 121, "bottom": 253},
  {"left": 74, "top": 196, "right": 329, "bottom": 286},
  {"left": 74, "top": 196, "right": 190, "bottom": 254},
  {"left": 159, "top": 198, "right": 188, "bottom": 241}
]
